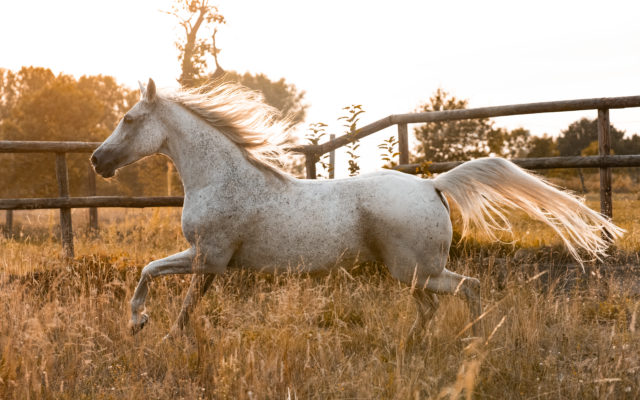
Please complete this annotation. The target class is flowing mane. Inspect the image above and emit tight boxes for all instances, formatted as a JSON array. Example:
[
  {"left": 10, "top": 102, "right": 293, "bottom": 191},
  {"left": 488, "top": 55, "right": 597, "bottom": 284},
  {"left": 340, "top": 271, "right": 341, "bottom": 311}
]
[{"left": 161, "top": 81, "right": 292, "bottom": 178}]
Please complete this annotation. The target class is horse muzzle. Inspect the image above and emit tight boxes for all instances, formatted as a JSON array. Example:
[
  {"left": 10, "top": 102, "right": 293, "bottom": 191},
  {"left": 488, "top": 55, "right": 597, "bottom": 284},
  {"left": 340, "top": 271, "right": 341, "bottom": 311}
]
[{"left": 90, "top": 146, "right": 118, "bottom": 178}]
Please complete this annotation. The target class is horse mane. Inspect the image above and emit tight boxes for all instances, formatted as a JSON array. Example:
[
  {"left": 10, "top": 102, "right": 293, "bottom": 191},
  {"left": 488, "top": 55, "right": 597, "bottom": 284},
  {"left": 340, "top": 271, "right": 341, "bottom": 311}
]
[{"left": 161, "top": 81, "right": 292, "bottom": 179}]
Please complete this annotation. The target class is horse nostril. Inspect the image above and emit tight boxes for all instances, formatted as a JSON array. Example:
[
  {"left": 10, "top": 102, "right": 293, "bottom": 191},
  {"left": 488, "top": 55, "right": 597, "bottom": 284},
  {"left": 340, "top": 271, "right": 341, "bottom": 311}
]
[{"left": 91, "top": 154, "right": 98, "bottom": 166}]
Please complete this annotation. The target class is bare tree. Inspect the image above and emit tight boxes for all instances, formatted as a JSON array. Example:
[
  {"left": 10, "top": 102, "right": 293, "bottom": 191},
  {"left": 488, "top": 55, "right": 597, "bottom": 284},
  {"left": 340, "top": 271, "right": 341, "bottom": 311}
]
[{"left": 164, "top": 0, "right": 225, "bottom": 87}]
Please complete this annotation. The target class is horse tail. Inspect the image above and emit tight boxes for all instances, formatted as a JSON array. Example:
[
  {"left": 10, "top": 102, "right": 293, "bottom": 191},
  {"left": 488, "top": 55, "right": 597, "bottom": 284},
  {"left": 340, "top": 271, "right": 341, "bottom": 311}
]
[{"left": 432, "top": 157, "right": 623, "bottom": 264}]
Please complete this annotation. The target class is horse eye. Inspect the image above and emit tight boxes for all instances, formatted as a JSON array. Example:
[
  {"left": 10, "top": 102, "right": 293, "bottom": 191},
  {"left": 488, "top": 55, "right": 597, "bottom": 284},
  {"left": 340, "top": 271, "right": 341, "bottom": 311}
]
[{"left": 123, "top": 115, "right": 133, "bottom": 124}]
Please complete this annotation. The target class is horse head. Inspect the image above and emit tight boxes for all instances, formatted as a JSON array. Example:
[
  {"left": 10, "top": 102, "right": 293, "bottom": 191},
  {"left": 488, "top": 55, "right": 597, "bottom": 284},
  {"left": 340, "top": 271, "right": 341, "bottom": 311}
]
[{"left": 91, "top": 78, "right": 168, "bottom": 178}]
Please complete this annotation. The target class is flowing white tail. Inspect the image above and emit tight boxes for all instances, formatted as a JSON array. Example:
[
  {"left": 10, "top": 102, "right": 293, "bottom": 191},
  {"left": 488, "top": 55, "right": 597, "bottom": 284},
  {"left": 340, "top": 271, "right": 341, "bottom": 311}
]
[{"left": 433, "top": 157, "right": 623, "bottom": 263}]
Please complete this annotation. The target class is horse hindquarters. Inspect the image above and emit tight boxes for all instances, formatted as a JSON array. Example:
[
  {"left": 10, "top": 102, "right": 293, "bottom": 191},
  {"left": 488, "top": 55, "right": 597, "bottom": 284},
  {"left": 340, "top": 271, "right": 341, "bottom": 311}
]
[
  {"left": 359, "top": 179, "right": 452, "bottom": 282},
  {"left": 361, "top": 180, "right": 484, "bottom": 334}
]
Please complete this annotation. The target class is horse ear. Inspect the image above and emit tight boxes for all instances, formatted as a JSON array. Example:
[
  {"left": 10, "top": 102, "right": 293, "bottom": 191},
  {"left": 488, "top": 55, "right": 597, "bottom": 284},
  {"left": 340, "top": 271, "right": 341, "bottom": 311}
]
[
  {"left": 144, "top": 78, "right": 157, "bottom": 103},
  {"left": 138, "top": 80, "right": 146, "bottom": 96}
]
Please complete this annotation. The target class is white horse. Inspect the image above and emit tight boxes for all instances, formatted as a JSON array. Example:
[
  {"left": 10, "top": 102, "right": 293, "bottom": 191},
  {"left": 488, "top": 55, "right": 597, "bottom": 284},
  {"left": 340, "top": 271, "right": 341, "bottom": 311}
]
[{"left": 91, "top": 79, "right": 622, "bottom": 337}]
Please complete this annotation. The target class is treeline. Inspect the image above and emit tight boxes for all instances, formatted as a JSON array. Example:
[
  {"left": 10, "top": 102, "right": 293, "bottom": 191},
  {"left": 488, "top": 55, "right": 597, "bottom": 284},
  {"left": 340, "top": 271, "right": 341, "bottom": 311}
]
[{"left": 412, "top": 88, "right": 640, "bottom": 162}]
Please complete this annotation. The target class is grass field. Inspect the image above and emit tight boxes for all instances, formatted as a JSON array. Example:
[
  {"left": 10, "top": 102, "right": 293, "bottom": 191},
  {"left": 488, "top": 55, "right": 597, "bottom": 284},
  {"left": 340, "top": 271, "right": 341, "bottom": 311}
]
[{"left": 1, "top": 191, "right": 639, "bottom": 399}]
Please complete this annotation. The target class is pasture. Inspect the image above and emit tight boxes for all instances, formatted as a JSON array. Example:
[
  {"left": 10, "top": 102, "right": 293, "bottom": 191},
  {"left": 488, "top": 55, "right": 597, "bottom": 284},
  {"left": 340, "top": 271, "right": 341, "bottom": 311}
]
[{"left": 1, "top": 192, "right": 638, "bottom": 399}]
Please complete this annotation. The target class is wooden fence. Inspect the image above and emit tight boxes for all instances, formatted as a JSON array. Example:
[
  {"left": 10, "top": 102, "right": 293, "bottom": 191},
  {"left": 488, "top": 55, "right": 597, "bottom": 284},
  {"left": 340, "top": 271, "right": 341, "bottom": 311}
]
[
  {"left": 293, "top": 95, "right": 640, "bottom": 216},
  {"left": 1, "top": 94, "right": 640, "bottom": 257}
]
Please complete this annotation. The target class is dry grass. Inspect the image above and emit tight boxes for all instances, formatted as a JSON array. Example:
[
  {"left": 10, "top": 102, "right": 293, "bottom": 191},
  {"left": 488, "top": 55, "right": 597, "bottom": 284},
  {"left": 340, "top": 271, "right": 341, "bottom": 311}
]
[{"left": 1, "top": 196, "right": 639, "bottom": 399}]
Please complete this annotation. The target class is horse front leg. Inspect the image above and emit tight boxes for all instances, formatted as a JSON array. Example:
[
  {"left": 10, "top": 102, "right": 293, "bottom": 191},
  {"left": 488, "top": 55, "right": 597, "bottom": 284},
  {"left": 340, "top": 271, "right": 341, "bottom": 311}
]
[
  {"left": 129, "top": 248, "right": 194, "bottom": 334},
  {"left": 164, "top": 273, "right": 216, "bottom": 340}
]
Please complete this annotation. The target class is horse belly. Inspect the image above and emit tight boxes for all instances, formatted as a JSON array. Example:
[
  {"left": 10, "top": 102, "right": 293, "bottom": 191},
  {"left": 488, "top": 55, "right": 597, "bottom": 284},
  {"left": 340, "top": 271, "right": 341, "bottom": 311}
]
[{"left": 232, "top": 208, "right": 365, "bottom": 272}]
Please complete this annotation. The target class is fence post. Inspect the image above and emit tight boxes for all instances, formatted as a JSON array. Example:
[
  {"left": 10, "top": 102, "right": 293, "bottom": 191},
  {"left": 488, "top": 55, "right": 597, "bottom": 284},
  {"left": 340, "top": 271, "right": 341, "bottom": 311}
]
[
  {"left": 87, "top": 163, "right": 98, "bottom": 231},
  {"left": 398, "top": 123, "right": 409, "bottom": 165},
  {"left": 4, "top": 210, "right": 12, "bottom": 238},
  {"left": 305, "top": 151, "right": 317, "bottom": 179},
  {"left": 167, "top": 161, "right": 173, "bottom": 196},
  {"left": 329, "top": 134, "right": 336, "bottom": 179},
  {"left": 55, "top": 153, "right": 74, "bottom": 257},
  {"left": 597, "top": 109, "right": 612, "bottom": 219}
]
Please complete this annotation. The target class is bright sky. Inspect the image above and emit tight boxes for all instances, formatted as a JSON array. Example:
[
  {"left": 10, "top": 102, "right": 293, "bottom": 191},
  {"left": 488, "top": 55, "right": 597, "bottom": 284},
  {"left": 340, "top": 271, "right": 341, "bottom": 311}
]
[{"left": 1, "top": 0, "right": 639, "bottom": 176}]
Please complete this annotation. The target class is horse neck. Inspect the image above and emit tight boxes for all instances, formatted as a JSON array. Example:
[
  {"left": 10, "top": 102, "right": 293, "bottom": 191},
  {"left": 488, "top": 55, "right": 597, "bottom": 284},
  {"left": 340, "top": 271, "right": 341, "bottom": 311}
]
[{"left": 159, "top": 102, "right": 272, "bottom": 194}]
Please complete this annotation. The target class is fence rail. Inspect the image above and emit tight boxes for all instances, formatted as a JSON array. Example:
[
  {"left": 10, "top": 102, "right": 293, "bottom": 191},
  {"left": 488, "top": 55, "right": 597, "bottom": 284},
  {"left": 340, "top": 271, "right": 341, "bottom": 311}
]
[
  {"left": 0, "top": 196, "right": 184, "bottom": 210},
  {"left": 2, "top": 94, "right": 640, "bottom": 256},
  {"left": 2, "top": 154, "right": 638, "bottom": 210},
  {"left": 0, "top": 141, "right": 101, "bottom": 153}
]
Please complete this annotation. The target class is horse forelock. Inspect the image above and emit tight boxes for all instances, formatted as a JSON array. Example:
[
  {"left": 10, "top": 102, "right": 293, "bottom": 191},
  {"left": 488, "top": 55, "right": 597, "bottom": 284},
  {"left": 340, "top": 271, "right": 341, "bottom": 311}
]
[{"left": 160, "top": 81, "right": 293, "bottom": 179}]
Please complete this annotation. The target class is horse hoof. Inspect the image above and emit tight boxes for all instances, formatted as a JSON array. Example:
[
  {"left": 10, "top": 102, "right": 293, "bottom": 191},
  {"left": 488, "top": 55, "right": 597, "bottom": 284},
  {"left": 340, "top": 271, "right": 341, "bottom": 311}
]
[{"left": 130, "top": 313, "right": 149, "bottom": 335}]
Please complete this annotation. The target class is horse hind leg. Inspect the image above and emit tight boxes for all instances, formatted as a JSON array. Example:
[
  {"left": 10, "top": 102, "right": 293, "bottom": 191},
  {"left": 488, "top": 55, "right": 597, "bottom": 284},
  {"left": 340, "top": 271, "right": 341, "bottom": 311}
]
[
  {"left": 164, "top": 273, "right": 216, "bottom": 340},
  {"left": 420, "top": 268, "right": 483, "bottom": 337},
  {"left": 411, "top": 289, "right": 439, "bottom": 335}
]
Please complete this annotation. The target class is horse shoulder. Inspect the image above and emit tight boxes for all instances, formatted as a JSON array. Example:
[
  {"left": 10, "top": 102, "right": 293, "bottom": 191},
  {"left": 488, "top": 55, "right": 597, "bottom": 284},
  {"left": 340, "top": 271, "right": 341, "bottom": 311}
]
[{"left": 181, "top": 188, "right": 248, "bottom": 246}]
